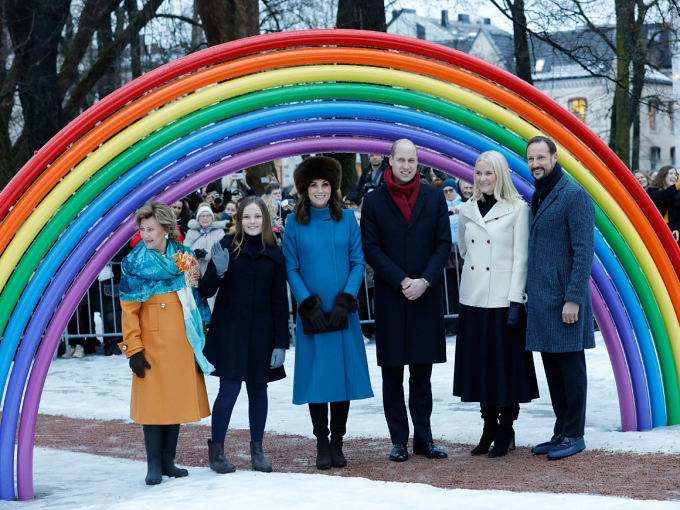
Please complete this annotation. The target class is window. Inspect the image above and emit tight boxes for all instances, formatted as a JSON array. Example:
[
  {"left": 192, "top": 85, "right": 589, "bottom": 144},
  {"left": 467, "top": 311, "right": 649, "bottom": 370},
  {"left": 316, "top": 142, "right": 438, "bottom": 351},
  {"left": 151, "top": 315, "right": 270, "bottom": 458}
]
[
  {"left": 416, "top": 24, "right": 426, "bottom": 40},
  {"left": 672, "top": 147, "right": 676, "bottom": 166},
  {"left": 649, "top": 100, "right": 659, "bottom": 132},
  {"left": 651, "top": 146, "right": 661, "bottom": 171},
  {"left": 535, "top": 59, "right": 545, "bottom": 72},
  {"left": 569, "top": 98, "right": 587, "bottom": 123},
  {"left": 670, "top": 101, "right": 674, "bottom": 132}
]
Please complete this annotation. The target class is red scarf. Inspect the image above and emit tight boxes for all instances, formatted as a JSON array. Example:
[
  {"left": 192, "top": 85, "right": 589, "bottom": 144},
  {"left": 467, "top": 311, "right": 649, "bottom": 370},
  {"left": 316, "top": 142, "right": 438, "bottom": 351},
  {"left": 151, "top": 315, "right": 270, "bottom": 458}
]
[{"left": 384, "top": 166, "right": 420, "bottom": 223}]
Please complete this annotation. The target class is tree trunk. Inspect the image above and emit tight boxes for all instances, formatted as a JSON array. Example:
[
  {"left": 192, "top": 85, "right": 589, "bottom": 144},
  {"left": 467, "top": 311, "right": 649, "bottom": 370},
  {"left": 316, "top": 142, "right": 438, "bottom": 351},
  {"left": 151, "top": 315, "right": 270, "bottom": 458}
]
[
  {"left": 195, "top": 0, "right": 258, "bottom": 47},
  {"left": 4, "top": 0, "right": 71, "bottom": 168},
  {"left": 125, "top": 0, "right": 142, "bottom": 79},
  {"left": 96, "top": 11, "right": 117, "bottom": 99},
  {"left": 337, "top": 0, "right": 386, "bottom": 32},
  {"left": 613, "top": 0, "right": 633, "bottom": 167},
  {"left": 507, "top": 0, "right": 533, "bottom": 85},
  {"left": 335, "top": 0, "right": 386, "bottom": 195}
]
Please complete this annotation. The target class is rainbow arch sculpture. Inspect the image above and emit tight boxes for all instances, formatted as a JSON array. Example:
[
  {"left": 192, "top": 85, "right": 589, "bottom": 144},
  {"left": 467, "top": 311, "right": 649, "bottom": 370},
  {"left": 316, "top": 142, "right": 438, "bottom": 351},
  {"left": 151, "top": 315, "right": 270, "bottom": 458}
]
[{"left": 0, "top": 29, "right": 678, "bottom": 500}]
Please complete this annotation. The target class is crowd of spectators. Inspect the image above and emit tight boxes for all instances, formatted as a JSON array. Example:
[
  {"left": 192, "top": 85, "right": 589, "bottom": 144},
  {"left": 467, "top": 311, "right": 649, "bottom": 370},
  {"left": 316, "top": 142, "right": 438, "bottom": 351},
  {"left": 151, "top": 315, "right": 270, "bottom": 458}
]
[{"left": 58, "top": 157, "right": 493, "bottom": 358}]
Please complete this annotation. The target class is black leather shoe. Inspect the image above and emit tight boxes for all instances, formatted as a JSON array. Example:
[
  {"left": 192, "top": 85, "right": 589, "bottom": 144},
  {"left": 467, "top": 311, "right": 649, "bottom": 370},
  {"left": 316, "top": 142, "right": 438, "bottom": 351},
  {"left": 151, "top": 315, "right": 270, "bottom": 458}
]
[
  {"left": 531, "top": 434, "right": 563, "bottom": 455},
  {"left": 389, "top": 443, "right": 409, "bottom": 462},
  {"left": 413, "top": 442, "right": 448, "bottom": 459}
]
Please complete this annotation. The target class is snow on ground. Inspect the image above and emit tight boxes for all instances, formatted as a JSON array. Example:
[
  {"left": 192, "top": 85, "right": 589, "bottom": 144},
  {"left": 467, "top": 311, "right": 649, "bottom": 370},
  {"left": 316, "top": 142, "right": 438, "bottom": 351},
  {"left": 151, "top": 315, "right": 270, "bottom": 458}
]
[
  {"left": 35, "top": 333, "right": 680, "bottom": 454},
  {"left": 5, "top": 448, "right": 679, "bottom": 510}
]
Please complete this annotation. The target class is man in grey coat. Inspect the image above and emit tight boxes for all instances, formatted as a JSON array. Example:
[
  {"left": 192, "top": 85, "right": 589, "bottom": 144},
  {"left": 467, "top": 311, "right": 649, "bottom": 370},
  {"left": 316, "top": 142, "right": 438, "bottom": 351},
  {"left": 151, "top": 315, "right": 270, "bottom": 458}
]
[{"left": 525, "top": 136, "right": 595, "bottom": 460}]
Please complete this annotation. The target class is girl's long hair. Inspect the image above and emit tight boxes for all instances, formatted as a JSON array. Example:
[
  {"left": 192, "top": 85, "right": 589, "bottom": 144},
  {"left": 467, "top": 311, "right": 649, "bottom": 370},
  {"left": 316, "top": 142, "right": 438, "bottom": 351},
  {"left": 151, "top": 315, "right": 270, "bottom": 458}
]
[
  {"left": 229, "top": 196, "right": 277, "bottom": 256},
  {"left": 650, "top": 165, "right": 677, "bottom": 190}
]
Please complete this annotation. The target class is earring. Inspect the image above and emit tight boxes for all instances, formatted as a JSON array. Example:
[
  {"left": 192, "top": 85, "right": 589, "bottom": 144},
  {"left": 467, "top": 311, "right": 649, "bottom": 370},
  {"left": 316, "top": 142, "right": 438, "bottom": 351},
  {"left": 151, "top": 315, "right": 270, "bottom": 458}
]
[{"left": 164, "top": 234, "right": 169, "bottom": 239}]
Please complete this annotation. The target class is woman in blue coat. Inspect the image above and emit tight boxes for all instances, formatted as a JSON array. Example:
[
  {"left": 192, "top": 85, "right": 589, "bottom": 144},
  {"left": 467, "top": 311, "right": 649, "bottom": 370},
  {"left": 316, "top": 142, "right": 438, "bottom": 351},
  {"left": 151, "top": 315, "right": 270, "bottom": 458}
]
[{"left": 283, "top": 156, "right": 373, "bottom": 470}]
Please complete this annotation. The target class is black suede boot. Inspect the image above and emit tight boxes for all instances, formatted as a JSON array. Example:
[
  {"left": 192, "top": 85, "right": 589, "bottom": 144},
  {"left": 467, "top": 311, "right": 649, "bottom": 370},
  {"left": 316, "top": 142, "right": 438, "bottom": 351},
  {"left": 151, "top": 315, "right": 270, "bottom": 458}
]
[
  {"left": 143, "top": 425, "right": 163, "bottom": 485},
  {"left": 207, "top": 439, "right": 236, "bottom": 474},
  {"left": 250, "top": 441, "right": 273, "bottom": 472},
  {"left": 309, "top": 403, "right": 332, "bottom": 470},
  {"left": 471, "top": 406, "right": 499, "bottom": 456},
  {"left": 161, "top": 424, "right": 188, "bottom": 478},
  {"left": 330, "top": 401, "right": 350, "bottom": 467},
  {"left": 488, "top": 404, "right": 519, "bottom": 458}
]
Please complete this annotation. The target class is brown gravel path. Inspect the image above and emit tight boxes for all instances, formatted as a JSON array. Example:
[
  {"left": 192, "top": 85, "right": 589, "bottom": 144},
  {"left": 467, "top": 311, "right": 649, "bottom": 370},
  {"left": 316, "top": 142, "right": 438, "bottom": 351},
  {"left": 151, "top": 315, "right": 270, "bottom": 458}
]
[{"left": 28, "top": 414, "right": 680, "bottom": 501}]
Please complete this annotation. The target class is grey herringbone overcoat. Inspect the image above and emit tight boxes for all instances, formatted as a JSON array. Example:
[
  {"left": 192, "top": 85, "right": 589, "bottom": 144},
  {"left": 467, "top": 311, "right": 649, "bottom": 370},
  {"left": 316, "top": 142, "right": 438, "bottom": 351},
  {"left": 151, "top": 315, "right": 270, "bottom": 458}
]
[{"left": 525, "top": 176, "right": 595, "bottom": 353}]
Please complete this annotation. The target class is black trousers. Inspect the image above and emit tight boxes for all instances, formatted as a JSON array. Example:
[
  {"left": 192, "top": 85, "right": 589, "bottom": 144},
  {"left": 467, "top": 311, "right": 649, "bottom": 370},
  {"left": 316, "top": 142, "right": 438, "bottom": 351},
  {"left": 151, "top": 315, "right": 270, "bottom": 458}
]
[
  {"left": 541, "top": 351, "right": 587, "bottom": 438},
  {"left": 381, "top": 364, "right": 433, "bottom": 445}
]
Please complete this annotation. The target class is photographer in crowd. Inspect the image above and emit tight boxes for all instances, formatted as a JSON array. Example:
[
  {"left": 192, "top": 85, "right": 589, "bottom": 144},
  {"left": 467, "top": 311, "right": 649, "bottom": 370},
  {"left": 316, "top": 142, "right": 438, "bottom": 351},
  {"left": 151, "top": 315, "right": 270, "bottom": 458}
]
[{"left": 356, "top": 154, "right": 388, "bottom": 197}]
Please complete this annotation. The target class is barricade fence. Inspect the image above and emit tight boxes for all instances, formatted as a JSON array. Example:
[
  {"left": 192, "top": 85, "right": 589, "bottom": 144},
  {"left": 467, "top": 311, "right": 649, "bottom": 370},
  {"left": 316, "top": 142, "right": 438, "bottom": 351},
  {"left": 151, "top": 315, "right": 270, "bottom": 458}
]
[{"left": 57, "top": 247, "right": 462, "bottom": 355}]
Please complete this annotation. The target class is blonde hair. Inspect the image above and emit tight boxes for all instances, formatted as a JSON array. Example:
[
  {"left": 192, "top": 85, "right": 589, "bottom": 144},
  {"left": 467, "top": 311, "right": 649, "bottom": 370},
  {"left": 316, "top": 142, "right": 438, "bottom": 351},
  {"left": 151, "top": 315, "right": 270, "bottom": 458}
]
[
  {"left": 135, "top": 201, "right": 179, "bottom": 240},
  {"left": 471, "top": 151, "right": 521, "bottom": 202}
]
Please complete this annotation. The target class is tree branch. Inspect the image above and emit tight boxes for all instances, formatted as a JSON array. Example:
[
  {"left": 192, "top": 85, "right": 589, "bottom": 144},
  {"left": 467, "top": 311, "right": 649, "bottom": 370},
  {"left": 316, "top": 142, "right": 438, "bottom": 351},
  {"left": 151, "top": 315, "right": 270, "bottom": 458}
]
[
  {"left": 63, "top": 0, "right": 165, "bottom": 121},
  {"left": 58, "top": 0, "right": 123, "bottom": 98},
  {"left": 154, "top": 13, "right": 202, "bottom": 27}
]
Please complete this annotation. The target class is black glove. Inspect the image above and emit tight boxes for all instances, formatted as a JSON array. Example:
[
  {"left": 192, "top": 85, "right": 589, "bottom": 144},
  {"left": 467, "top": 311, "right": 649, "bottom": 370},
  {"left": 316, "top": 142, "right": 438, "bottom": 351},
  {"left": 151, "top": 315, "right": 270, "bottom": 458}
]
[
  {"left": 309, "top": 307, "right": 328, "bottom": 332},
  {"left": 507, "top": 302, "right": 524, "bottom": 328},
  {"left": 327, "top": 303, "right": 350, "bottom": 328},
  {"left": 193, "top": 248, "right": 207, "bottom": 260},
  {"left": 129, "top": 350, "right": 151, "bottom": 378}
]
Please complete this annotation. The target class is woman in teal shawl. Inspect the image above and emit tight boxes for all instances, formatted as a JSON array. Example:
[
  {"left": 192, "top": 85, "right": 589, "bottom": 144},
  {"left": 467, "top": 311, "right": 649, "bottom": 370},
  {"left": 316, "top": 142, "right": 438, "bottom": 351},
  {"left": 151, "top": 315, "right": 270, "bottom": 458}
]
[{"left": 119, "top": 201, "right": 214, "bottom": 486}]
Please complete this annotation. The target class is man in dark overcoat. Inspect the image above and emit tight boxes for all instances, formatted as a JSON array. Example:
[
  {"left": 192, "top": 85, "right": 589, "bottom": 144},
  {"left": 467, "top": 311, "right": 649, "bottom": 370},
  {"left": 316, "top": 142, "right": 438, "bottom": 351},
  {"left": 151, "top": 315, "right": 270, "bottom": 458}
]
[
  {"left": 361, "top": 139, "right": 452, "bottom": 462},
  {"left": 525, "top": 136, "right": 595, "bottom": 460}
]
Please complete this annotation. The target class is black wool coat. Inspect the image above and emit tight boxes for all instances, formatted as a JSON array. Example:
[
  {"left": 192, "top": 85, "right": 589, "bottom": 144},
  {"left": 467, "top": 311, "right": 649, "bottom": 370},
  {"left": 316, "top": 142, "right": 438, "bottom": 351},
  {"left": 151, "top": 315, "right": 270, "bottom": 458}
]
[
  {"left": 200, "top": 236, "right": 289, "bottom": 384},
  {"left": 361, "top": 184, "right": 452, "bottom": 367}
]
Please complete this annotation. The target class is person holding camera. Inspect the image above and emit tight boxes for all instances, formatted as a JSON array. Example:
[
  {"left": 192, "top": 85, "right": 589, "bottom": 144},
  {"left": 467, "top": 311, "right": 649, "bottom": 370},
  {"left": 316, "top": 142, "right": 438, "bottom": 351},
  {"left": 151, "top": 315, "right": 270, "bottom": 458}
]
[
  {"left": 356, "top": 154, "right": 388, "bottom": 196},
  {"left": 183, "top": 205, "right": 226, "bottom": 276},
  {"left": 453, "top": 151, "right": 538, "bottom": 458},
  {"left": 283, "top": 156, "right": 373, "bottom": 471}
]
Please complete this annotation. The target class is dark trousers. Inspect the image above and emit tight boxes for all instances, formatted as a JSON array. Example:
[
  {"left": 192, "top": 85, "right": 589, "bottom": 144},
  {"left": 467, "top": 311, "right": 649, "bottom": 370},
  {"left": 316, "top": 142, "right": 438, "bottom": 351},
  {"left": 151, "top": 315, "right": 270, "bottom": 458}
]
[
  {"left": 211, "top": 378, "right": 268, "bottom": 443},
  {"left": 541, "top": 351, "right": 587, "bottom": 438},
  {"left": 381, "top": 364, "right": 433, "bottom": 445},
  {"left": 308, "top": 401, "right": 350, "bottom": 439}
]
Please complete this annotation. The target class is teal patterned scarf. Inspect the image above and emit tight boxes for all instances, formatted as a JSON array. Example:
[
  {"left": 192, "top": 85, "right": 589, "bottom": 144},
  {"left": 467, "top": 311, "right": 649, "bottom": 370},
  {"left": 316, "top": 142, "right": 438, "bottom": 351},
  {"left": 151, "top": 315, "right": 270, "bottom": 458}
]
[{"left": 120, "top": 240, "right": 214, "bottom": 374}]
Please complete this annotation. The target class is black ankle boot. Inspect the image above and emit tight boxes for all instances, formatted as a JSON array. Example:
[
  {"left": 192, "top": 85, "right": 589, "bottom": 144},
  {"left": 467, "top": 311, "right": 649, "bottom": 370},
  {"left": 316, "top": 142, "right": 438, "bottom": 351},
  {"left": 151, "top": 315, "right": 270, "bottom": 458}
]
[
  {"left": 207, "top": 439, "right": 236, "bottom": 474},
  {"left": 250, "top": 441, "right": 273, "bottom": 472},
  {"left": 488, "top": 404, "right": 519, "bottom": 458},
  {"left": 330, "top": 436, "right": 347, "bottom": 467},
  {"left": 143, "top": 425, "right": 163, "bottom": 485},
  {"left": 471, "top": 406, "right": 499, "bottom": 456},
  {"left": 161, "top": 425, "right": 188, "bottom": 478},
  {"left": 316, "top": 437, "right": 332, "bottom": 470}
]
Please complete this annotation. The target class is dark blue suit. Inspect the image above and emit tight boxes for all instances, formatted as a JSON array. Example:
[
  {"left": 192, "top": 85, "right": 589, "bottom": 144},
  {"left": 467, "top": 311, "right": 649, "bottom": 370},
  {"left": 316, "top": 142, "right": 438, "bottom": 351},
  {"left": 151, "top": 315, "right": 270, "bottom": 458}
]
[{"left": 362, "top": 182, "right": 451, "bottom": 445}]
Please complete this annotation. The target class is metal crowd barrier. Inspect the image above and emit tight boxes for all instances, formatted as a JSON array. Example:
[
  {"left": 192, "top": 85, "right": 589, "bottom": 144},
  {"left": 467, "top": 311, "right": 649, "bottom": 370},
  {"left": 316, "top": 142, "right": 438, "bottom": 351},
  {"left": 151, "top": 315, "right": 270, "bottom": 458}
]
[{"left": 58, "top": 248, "right": 463, "bottom": 355}]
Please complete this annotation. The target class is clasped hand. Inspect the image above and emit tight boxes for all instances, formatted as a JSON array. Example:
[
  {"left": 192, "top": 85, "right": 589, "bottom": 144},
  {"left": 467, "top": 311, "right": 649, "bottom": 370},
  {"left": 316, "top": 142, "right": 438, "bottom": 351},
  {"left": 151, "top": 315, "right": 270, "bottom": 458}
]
[{"left": 401, "top": 277, "right": 427, "bottom": 300}]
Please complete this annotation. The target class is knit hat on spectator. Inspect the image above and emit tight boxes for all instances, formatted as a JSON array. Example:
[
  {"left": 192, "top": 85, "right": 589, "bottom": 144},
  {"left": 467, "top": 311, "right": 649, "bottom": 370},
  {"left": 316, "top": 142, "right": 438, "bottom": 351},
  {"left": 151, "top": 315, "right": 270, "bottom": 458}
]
[
  {"left": 442, "top": 179, "right": 457, "bottom": 191},
  {"left": 196, "top": 204, "right": 215, "bottom": 220}
]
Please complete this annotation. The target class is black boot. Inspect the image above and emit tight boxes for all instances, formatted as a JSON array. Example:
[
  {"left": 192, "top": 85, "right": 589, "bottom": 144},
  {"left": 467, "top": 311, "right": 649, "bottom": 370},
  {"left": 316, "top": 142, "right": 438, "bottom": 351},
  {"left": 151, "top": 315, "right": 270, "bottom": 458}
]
[
  {"left": 207, "top": 439, "right": 236, "bottom": 474},
  {"left": 471, "top": 406, "right": 499, "bottom": 456},
  {"left": 488, "top": 404, "right": 519, "bottom": 458},
  {"left": 250, "top": 441, "right": 273, "bottom": 472},
  {"left": 330, "top": 401, "right": 349, "bottom": 467},
  {"left": 161, "top": 424, "right": 188, "bottom": 478},
  {"left": 309, "top": 403, "right": 332, "bottom": 470},
  {"left": 143, "top": 425, "right": 163, "bottom": 485}
]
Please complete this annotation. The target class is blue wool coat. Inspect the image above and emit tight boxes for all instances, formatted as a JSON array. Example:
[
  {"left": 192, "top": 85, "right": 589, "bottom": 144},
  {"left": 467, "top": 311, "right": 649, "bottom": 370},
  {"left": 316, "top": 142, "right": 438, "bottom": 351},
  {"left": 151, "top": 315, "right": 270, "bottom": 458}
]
[
  {"left": 361, "top": 184, "right": 452, "bottom": 367},
  {"left": 526, "top": 176, "right": 595, "bottom": 353},
  {"left": 283, "top": 206, "right": 373, "bottom": 405}
]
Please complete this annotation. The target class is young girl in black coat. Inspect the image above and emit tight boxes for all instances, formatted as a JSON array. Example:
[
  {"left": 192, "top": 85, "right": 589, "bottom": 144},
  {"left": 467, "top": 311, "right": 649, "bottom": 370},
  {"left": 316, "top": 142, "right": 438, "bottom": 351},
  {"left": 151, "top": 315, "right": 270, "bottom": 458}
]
[{"left": 199, "top": 196, "right": 289, "bottom": 474}]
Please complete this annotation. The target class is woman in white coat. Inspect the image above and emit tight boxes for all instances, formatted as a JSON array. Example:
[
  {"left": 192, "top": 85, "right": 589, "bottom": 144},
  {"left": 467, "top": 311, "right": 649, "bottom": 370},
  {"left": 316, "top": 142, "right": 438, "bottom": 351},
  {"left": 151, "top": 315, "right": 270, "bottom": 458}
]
[{"left": 453, "top": 151, "right": 539, "bottom": 458}]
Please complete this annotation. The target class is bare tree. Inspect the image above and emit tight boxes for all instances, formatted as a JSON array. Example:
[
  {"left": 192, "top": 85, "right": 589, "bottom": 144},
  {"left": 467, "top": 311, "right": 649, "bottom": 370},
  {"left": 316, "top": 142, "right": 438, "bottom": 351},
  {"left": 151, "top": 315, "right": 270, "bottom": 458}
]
[{"left": 195, "top": 0, "right": 258, "bottom": 47}]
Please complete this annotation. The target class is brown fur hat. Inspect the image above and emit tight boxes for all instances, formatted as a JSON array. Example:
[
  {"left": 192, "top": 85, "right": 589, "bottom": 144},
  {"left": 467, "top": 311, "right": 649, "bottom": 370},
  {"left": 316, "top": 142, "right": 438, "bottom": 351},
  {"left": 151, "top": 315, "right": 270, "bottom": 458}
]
[{"left": 293, "top": 156, "right": 342, "bottom": 193}]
